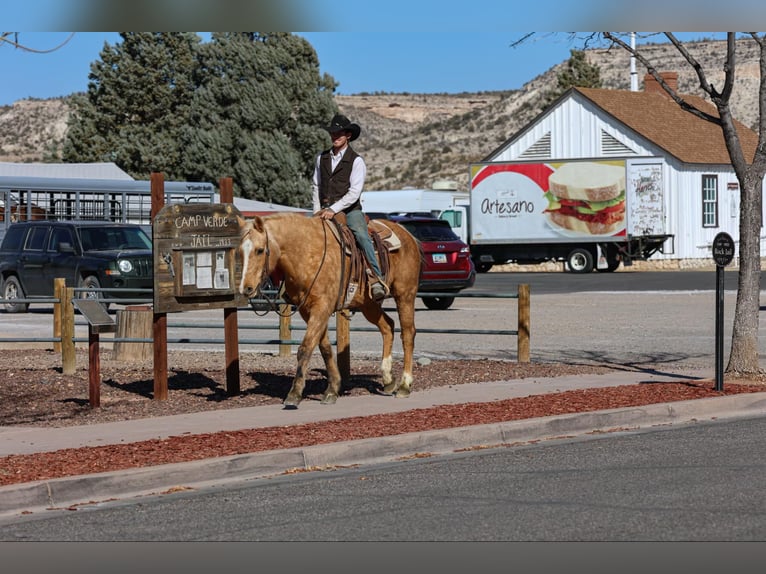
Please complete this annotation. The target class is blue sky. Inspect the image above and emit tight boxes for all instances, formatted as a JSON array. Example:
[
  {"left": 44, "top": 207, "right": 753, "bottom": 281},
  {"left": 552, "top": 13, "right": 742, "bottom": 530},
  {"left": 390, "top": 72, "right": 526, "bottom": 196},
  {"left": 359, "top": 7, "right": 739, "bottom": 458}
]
[
  {"left": 0, "top": 31, "right": 733, "bottom": 107},
  {"left": 0, "top": 0, "right": 756, "bottom": 107}
]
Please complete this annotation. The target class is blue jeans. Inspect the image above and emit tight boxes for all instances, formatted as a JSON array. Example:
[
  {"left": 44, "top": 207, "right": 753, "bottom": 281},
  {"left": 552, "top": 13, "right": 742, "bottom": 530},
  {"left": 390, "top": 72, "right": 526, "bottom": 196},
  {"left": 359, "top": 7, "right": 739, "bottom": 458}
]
[{"left": 345, "top": 209, "right": 383, "bottom": 279}]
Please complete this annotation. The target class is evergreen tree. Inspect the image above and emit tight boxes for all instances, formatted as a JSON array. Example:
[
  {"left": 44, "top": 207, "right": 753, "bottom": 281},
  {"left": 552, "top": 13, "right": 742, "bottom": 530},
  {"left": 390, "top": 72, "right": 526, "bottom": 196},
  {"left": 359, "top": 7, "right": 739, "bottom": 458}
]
[
  {"left": 63, "top": 32, "right": 337, "bottom": 208},
  {"left": 179, "top": 32, "right": 337, "bottom": 207},
  {"left": 540, "top": 49, "right": 602, "bottom": 111},
  {"left": 62, "top": 32, "right": 200, "bottom": 179}
]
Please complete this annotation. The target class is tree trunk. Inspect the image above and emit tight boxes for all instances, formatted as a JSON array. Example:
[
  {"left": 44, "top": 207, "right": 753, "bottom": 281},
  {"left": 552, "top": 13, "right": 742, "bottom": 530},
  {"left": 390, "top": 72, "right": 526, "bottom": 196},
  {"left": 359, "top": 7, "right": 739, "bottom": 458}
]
[{"left": 726, "top": 177, "right": 763, "bottom": 374}]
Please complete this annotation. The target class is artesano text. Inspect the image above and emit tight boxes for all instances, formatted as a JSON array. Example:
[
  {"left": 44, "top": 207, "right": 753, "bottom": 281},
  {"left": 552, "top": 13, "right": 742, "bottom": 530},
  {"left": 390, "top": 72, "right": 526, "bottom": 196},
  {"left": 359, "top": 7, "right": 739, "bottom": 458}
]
[{"left": 480, "top": 197, "right": 535, "bottom": 215}]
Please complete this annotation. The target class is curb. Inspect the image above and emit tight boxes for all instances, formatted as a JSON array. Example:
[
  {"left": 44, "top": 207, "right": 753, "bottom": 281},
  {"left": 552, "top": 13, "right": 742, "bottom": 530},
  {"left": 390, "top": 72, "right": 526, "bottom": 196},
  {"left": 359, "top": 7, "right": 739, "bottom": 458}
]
[{"left": 2, "top": 392, "right": 766, "bottom": 519}]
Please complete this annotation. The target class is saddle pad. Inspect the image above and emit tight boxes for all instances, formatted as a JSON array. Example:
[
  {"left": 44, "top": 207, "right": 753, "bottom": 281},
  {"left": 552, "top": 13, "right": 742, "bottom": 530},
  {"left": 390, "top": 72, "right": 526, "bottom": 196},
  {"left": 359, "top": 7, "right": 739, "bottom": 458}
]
[{"left": 368, "top": 219, "right": 401, "bottom": 251}]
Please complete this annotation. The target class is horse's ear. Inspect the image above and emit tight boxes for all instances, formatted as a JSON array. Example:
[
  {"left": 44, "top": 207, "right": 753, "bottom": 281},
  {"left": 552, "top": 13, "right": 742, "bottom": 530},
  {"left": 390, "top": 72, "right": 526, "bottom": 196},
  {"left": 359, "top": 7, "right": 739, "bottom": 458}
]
[{"left": 236, "top": 215, "right": 265, "bottom": 234}]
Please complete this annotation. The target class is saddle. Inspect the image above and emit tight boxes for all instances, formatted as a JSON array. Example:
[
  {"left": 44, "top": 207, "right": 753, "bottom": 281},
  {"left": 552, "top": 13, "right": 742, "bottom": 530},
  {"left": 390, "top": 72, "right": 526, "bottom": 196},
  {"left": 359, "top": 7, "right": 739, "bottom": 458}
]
[{"left": 327, "top": 214, "right": 401, "bottom": 309}]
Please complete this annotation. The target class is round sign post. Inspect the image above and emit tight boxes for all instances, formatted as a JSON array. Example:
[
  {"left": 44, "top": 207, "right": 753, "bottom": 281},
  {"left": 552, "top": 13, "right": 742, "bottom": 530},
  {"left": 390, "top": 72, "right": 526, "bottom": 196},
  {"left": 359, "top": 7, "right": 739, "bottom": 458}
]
[{"left": 712, "top": 232, "right": 735, "bottom": 391}]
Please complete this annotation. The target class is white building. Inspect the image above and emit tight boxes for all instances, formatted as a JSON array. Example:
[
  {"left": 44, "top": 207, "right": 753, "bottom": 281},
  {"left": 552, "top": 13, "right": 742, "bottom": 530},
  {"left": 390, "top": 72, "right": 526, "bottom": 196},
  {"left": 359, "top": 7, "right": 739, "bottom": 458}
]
[{"left": 483, "top": 72, "right": 762, "bottom": 263}]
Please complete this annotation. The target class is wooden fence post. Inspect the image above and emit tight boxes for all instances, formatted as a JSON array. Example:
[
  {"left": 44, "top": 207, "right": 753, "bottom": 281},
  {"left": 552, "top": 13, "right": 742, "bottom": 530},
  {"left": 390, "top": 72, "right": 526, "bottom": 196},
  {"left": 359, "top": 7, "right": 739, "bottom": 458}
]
[
  {"left": 151, "top": 171, "right": 168, "bottom": 401},
  {"left": 517, "top": 283, "right": 530, "bottom": 363},
  {"left": 53, "top": 277, "right": 65, "bottom": 353},
  {"left": 88, "top": 327, "right": 101, "bottom": 408},
  {"left": 220, "top": 176, "right": 240, "bottom": 396},
  {"left": 61, "top": 287, "right": 76, "bottom": 375}
]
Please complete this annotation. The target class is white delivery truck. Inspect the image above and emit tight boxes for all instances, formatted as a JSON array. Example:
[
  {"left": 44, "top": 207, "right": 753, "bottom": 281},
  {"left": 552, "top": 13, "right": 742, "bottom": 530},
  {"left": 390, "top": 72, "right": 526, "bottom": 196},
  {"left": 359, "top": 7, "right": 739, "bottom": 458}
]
[
  {"left": 360, "top": 182, "right": 468, "bottom": 219},
  {"left": 438, "top": 158, "right": 673, "bottom": 273}
]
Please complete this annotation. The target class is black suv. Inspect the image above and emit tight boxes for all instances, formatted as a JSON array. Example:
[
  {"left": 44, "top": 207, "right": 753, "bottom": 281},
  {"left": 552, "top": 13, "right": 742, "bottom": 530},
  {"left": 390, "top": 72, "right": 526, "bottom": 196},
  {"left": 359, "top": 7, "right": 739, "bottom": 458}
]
[{"left": 0, "top": 220, "right": 153, "bottom": 313}]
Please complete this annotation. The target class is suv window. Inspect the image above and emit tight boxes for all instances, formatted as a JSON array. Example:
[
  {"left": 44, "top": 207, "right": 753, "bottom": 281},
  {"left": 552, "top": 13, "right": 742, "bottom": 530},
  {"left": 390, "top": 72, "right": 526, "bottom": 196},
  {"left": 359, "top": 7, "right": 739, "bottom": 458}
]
[
  {"left": 24, "top": 226, "right": 49, "bottom": 251},
  {"left": 79, "top": 226, "right": 151, "bottom": 251},
  {"left": 400, "top": 220, "right": 460, "bottom": 242},
  {"left": 48, "top": 227, "right": 75, "bottom": 252},
  {"left": 0, "top": 225, "right": 27, "bottom": 251}
]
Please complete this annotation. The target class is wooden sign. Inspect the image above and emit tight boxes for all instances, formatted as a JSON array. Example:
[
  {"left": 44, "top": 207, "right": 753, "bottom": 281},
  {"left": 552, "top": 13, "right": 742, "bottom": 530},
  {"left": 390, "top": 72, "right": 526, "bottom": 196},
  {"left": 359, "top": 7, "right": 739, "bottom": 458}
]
[{"left": 153, "top": 203, "right": 249, "bottom": 313}]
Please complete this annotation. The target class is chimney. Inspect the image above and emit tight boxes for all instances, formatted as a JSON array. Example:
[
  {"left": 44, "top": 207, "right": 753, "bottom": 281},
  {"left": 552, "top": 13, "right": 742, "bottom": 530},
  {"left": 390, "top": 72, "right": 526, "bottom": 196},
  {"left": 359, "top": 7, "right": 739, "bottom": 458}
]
[{"left": 644, "top": 72, "right": 678, "bottom": 96}]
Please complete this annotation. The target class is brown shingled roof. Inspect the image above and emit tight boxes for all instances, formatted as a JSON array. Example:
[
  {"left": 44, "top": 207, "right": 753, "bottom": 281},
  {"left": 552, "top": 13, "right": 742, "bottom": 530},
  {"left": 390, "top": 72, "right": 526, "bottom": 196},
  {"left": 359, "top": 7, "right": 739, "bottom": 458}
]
[{"left": 574, "top": 87, "right": 758, "bottom": 165}]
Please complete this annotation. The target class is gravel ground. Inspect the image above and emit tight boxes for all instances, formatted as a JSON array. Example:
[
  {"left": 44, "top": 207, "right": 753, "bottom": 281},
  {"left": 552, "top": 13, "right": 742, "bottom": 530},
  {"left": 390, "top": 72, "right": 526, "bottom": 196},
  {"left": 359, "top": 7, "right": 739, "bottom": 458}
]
[{"left": 0, "top": 348, "right": 614, "bottom": 427}]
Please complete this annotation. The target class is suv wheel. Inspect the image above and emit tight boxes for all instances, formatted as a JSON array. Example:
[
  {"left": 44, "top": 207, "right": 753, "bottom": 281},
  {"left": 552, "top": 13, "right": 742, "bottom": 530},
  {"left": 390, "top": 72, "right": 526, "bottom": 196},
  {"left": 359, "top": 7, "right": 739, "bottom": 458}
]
[
  {"left": 3, "top": 276, "right": 29, "bottom": 313},
  {"left": 422, "top": 295, "right": 455, "bottom": 310},
  {"left": 79, "top": 275, "right": 110, "bottom": 312}
]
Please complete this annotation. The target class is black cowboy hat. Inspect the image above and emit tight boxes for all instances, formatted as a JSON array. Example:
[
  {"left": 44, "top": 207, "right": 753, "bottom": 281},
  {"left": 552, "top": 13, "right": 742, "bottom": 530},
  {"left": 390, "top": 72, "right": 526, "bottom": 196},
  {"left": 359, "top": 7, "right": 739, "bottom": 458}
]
[{"left": 323, "top": 113, "right": 361, "bottom": 141}]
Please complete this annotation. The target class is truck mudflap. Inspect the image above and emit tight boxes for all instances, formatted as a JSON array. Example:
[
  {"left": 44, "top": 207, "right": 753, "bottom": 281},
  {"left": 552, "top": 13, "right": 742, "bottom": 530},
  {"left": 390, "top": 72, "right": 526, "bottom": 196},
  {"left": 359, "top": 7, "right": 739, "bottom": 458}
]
[{"left": 618, "top": 234, "right": 674, "bottom": 263}]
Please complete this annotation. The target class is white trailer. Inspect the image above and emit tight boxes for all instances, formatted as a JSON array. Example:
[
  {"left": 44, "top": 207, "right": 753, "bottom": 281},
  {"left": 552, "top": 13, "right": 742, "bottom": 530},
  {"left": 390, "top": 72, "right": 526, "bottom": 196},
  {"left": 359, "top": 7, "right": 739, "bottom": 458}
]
[
  {"left": 439, "top": 158, "right": 673, "bottom": 273},
  {"left": 360, "top": 187, "right": 468, "bottom": 219}
]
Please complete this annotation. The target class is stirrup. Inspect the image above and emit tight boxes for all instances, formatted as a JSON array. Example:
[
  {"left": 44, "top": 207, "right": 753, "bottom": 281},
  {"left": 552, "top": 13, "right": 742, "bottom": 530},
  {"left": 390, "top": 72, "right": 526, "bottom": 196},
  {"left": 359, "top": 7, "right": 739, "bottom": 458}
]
[{"left": 371, "top": 281, "right": 387, "bottom": 302}]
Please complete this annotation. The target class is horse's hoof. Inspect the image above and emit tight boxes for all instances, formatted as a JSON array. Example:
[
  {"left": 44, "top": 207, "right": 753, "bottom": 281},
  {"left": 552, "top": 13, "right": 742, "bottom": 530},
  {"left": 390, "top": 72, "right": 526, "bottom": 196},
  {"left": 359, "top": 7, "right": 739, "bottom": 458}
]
[
  {"left": 283, "top": 395, "right": 301, "bottom": 409},
  {"left": 394, "top": 388, "right": 411, "bottom": 398},
  {"left": 381, "top": 383, "right": 398, "bottom": 395},
  {"left": 320, "top": 393, "right": 338, "bottom": 405}
]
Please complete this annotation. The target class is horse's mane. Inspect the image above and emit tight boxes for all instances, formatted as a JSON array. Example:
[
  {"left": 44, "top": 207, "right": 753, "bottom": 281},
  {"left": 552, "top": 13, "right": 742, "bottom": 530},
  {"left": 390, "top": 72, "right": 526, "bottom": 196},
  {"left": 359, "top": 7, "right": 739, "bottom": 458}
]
[{"left": 262, "top": 211, "right": 311, "bottom": 222}]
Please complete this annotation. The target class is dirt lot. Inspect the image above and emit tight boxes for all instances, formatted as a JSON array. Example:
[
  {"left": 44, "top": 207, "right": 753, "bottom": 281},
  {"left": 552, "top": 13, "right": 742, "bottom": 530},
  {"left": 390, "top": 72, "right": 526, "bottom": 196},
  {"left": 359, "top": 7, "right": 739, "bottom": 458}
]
[{"left": 1, "top": 348, "right": 766, "bottom": 487}]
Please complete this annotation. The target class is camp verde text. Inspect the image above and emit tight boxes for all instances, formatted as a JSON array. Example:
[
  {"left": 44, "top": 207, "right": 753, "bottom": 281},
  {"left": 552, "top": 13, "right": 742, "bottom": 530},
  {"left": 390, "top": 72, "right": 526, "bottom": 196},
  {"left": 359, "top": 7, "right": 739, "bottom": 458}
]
[{"left": 174, "top": 215, "right": 231, "bottom": 228}]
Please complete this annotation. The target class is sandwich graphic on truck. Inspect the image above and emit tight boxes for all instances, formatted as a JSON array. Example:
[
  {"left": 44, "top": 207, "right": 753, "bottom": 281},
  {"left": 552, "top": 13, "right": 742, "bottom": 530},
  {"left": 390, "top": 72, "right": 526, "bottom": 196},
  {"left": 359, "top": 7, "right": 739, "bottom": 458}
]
[{"left": 543, "top": 162, "right": 626, "bottom": 236}]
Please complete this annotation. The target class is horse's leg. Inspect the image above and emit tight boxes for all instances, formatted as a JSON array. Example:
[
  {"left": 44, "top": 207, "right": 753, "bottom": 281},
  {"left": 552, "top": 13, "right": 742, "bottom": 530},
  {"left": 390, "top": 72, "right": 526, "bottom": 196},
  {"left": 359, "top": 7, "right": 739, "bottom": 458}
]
[
  {"left": 317, "top": 325, "right": 342, "bottom": 404},
  {"left": 361, "top": 304, "right": 397, "bottom": 395},
  {"left": 394, "top": 293, "right": 417, "bottom": 398},
  {"left": 284, "top": 310, "right": 331, "bottom": 408}
]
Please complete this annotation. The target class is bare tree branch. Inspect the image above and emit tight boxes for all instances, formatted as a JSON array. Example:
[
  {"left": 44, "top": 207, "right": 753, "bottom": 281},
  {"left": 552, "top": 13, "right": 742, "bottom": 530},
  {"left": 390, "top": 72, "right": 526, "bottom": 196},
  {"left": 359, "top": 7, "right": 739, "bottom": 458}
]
[
  {"left": 603, "top": 32, "right": 722, "bottom": 125},
  {"left": 0, "top": 32, "right": 75, "bottom": 53}
]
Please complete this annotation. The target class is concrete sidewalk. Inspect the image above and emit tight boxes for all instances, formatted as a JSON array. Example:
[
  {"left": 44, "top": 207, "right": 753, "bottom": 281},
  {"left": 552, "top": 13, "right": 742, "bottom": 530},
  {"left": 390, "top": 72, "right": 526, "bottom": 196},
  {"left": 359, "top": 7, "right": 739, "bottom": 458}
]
[{"left": 2, "top": 367, "right": 766, "bottom": 520}]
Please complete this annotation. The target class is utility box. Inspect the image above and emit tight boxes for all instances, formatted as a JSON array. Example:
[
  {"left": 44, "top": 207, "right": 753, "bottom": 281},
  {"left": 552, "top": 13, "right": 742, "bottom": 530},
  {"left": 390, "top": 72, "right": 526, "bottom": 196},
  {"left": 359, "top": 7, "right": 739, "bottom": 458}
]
[{"left": 153, "top": 202, "right": 249, "bottom": 313}]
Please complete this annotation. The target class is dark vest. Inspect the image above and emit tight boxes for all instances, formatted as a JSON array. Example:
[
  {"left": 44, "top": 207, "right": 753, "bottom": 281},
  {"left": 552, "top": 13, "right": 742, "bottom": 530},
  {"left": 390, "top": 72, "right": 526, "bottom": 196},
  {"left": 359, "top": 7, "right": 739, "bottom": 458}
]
[{"left": 318, "top": 146, "right": 361, "bottom": 213}]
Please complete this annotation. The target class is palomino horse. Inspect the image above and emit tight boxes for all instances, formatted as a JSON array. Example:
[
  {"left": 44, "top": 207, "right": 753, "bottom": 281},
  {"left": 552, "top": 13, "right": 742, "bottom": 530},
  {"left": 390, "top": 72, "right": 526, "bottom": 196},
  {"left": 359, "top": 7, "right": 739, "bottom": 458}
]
[{"left": 238, "top": 212, "right": 423, "bottom": 408}]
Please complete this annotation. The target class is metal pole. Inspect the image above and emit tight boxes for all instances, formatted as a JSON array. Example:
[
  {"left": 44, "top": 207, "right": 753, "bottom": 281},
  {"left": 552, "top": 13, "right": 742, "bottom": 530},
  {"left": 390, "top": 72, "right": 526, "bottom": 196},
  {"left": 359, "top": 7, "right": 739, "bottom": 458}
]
[{"left": 715, "top": 265, "right": 724, "bottom": 391}]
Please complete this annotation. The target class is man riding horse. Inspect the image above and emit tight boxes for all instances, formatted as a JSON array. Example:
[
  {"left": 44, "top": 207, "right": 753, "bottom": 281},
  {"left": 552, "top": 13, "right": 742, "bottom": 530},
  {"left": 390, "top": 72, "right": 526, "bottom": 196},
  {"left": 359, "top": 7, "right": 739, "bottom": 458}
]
[{"left": 311, "top": 113, "right": 388, "bottom": 302}]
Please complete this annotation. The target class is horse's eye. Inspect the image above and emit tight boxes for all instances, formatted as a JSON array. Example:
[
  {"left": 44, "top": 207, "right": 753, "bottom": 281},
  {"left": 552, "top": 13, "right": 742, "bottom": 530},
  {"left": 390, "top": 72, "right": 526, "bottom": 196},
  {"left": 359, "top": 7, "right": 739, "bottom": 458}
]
[{"left": 256, "top": 248, "right": 265, "bottom": 255}]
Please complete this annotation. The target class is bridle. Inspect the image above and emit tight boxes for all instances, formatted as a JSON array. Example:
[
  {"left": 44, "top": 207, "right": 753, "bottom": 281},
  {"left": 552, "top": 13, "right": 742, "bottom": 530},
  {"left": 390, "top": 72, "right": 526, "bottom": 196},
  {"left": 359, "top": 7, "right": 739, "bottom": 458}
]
[{"left": 244, "top": 218, "right": 329, "bottom": 317}]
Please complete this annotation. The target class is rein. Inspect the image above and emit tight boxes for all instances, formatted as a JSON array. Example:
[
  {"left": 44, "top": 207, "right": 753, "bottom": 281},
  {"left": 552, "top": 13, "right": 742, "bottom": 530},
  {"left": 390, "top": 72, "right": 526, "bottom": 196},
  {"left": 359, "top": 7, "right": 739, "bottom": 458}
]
[{"left": 253, "top": 218, "right": 328, "bottom": 317}]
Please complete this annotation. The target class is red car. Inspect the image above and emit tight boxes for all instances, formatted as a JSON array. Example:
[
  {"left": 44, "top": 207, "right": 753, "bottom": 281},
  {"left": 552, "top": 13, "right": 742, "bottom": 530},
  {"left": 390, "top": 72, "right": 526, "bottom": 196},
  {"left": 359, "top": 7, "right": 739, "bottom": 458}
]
[{"left": 387, "top": 215, "right": 476, "bottom": 310}]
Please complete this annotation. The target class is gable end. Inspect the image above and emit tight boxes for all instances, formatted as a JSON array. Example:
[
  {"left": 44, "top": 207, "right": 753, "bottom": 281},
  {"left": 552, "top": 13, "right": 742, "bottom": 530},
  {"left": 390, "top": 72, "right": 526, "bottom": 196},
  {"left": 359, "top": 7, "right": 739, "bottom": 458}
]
[
  {"left": 518, "top": 132, "right": 552, "bottom": 160},
  {"left": 601, "top": 130, "right": 637, "bottom": 156}
]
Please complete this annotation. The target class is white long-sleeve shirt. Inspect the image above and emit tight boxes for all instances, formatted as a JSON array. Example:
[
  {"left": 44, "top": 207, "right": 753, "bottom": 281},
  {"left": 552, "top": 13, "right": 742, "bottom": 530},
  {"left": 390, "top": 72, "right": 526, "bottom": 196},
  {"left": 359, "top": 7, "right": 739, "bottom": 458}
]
[{"left": 311, "top": 146, "right": 367, "bottom": 214}]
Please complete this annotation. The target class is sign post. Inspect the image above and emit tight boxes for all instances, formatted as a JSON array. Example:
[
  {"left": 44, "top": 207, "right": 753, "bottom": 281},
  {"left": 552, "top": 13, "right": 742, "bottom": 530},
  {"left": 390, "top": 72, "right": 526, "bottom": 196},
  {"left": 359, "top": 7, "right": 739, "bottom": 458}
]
[{"left": 711, "top": 232, "right": 735, "bottom": 391}]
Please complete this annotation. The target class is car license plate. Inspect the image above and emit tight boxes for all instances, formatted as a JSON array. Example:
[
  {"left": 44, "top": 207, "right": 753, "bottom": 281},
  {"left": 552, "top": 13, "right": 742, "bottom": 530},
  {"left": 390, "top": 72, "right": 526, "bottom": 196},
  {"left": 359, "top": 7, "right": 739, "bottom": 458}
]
[{"left": 432, "top": 253, "right": 447, "bottom": 264}]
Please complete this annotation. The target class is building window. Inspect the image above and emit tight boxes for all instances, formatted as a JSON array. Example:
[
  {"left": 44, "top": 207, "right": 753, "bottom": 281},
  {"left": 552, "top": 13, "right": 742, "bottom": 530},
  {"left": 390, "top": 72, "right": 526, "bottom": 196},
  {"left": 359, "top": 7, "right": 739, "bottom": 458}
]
[{"left": 702, "top": 174, "right": 718, "bottom": 228}]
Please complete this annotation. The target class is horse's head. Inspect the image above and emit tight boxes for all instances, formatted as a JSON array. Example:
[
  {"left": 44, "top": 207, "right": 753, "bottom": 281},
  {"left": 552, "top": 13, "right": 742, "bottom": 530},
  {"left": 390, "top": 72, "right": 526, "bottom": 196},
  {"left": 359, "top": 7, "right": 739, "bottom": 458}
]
[{"left": 237, "top": 215, "right": 271, "bottom": 298}]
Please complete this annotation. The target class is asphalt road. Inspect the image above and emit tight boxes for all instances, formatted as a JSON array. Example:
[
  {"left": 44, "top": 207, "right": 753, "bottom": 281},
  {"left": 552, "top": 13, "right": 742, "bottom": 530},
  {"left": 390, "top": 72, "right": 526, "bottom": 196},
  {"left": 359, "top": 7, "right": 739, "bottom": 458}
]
[
  {"left": 468, "top": 268, "right": 749, "bottom": 295},
  {"left": 3, "top": 414, "right": 766, "bottom": 541}
]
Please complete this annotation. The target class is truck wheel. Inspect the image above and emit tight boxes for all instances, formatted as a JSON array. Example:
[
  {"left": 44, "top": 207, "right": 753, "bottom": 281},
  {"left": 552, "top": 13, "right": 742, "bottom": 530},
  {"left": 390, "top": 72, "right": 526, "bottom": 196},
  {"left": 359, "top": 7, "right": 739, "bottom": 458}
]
[
  {"left": 597, "top": 253, "right": 621, "bottom": 272},
  {"left": 475, "top": 262, "right": 493, "bottom": 273},
  {"left": 422, "top": 296, "right": 455, "bottom": 310},
  {"left": 2, "top": 276, "right": 29, "bottom": 313},
  {"left": 566, "top": 248, "right": 594, "bottom": 273}
]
